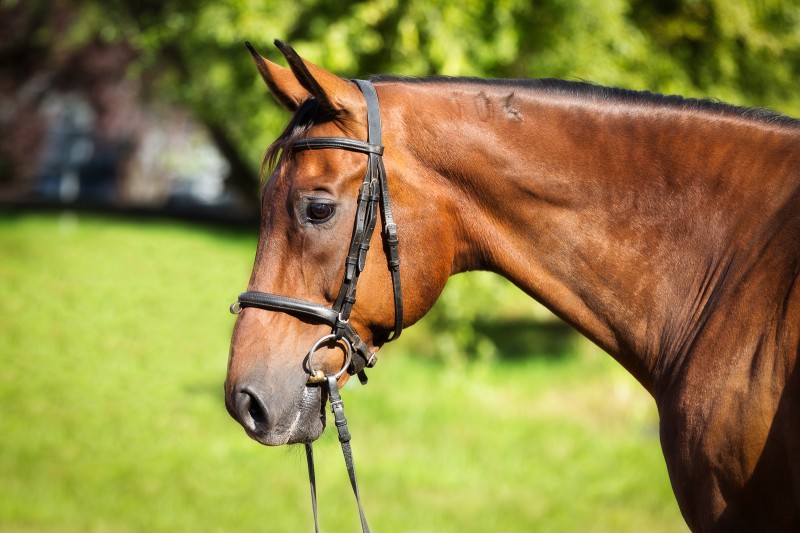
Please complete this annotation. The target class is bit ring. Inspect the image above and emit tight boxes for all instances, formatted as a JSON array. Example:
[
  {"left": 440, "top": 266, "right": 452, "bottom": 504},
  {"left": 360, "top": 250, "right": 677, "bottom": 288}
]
[{"left": 306, "top": 334, "right": 352, "bottom": 383}]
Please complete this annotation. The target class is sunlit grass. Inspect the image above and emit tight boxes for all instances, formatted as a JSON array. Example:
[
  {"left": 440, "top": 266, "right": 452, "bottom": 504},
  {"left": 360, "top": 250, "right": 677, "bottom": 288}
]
[{"left": 0, "top": 212, "right": 686, "bottom": 532}]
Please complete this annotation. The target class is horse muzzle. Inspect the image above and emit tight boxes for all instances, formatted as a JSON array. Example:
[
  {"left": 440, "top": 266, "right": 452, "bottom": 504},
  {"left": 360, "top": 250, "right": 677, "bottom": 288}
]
[
  {"left": 224, "top": 325, "right": 359, "bottom": 445},
  {"left": 225, "top": 378, "right": 326, "bottom": 446}
]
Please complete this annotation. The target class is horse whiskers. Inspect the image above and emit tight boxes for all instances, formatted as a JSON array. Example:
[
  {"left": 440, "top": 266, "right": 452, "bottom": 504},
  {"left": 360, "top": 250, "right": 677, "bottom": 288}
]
[{"left": 277, "top": 386, "right": 316, "bottom": 445}]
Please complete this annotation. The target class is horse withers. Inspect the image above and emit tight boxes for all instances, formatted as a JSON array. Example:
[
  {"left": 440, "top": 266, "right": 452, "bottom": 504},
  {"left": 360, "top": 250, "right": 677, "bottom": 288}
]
[{"left": 225, "top": 40, "right": 800, "bottom": 531}]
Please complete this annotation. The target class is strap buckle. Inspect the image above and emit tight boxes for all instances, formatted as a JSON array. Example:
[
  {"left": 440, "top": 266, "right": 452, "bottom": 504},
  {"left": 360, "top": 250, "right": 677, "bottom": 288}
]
[{"left": 384, "top": 222, "right": 398, "bottom": 243}]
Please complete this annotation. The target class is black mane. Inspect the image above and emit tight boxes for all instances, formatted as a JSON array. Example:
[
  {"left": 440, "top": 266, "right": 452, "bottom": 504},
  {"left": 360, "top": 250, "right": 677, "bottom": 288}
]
[
  {"left": 371, "top": 75, "right": 800, "bottom": 129},
  {"left": 264, "top": 75, "right": 799, "bottom": 176}
]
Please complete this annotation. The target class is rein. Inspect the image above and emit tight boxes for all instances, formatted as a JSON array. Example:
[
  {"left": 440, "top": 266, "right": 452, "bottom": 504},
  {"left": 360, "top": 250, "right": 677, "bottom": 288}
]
[{"left": 230, "top": 80, "right": 401, "bottom": 533}]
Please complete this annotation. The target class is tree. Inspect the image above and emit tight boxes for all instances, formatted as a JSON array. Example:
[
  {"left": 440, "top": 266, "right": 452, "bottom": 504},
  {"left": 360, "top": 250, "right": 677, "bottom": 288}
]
[{"left": 3, "top": 0, "right": 799, "bottom": 204}]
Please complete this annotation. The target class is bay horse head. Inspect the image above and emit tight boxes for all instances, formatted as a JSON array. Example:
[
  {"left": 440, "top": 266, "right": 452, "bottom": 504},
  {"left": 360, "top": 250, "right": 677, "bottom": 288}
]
[{"left": 224, "top": 41, "right": 451, "bottom": 446}]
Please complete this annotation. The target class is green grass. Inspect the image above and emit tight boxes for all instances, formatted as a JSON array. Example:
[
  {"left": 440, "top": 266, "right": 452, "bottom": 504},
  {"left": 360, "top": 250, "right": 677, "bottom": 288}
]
[{"left": 0, "top": 211, "right": 687, "bottom": 532}]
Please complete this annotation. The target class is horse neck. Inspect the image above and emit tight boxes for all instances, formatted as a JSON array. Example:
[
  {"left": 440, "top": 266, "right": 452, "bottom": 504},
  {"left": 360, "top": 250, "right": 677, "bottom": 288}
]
[{"left": 387, "top": 81, "right": 800, "bottom": 393}]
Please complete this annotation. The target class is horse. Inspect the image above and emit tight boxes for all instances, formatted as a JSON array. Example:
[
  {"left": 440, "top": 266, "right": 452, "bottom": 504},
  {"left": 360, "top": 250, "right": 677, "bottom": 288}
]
[{"left": 224, "top": 40, "right": 800, "bottom": 532}]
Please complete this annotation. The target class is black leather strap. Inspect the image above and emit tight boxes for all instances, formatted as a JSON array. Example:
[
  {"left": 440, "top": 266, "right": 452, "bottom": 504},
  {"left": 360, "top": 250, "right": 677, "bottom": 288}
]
[
  {"left": 303, "top": 376, "right": 370, "bottom": 533},
  {"left": 354, "top": 79, "right": 403, "bottom": 341},
  {"left": 326, "top": 374, "right": 370, "bottom": 532},
  {"left": 234, "top": 291, "right": 376, "bottom": 372},
  {"left": 355, "top": 80, "right": 382, "bottom": 147},
  {"left": 235, "top": 291, "right": 338, "bottom": 324},
  {"left": 305, "top": 443, "right": 319, "bottom": 533},
  {"left": 293, "top": 137, "right": 384, "bottom": 155}
]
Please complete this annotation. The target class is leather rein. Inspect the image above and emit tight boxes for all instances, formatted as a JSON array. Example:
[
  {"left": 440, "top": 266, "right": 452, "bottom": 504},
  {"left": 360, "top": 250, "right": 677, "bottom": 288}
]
[{"left": 229, "top": 79, "right": 401, "bottom": 533}]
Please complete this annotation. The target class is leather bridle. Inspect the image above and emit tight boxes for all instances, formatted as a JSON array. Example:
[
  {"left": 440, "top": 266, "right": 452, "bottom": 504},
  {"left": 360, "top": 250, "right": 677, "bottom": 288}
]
[
  {"left": 229, "top": 79, "right": 400, "bottom": 533},
  {"left": 230, "top": 79, "right": 402, "bottom": 383}
]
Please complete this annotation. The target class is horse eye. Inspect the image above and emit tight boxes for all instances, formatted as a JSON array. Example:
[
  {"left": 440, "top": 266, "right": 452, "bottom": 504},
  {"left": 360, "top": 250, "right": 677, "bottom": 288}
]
[{"left": 307, "top": 202, "right": 334, "bottom": 222}]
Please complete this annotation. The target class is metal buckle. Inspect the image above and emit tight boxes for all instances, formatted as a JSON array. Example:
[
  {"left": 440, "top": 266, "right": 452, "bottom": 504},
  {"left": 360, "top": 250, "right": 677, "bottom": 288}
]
[
  {"left": 229, "top": 301, "right": 242, "bottom": 314},
  {"left": 384, "top": 222, "right": 398, "bottom": 244},
  {"left": 306, "top": 333, "right": 352, "bottom": 384}
]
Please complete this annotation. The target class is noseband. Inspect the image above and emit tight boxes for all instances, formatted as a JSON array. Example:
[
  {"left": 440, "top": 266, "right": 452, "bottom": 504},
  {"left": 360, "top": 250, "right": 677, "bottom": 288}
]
[
  {"left": 230, "top": 79, "right": 402, "bottom": 384},
  {"left": 229, "top": 80, "right": 401, "bottom": 533}
]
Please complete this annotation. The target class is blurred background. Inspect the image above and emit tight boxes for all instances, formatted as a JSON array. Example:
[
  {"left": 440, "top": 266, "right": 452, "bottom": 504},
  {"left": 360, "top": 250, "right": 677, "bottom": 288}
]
[{"left": 1, "top": 0, "right": 798, "bottom": 531}]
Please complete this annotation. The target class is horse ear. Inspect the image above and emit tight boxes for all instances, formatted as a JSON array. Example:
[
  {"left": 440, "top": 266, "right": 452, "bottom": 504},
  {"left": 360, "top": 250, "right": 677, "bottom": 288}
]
[
  {"left": 274, "top": 39, "right": 364, "bottom": 120},
  {"left": 245, "top": 41, "right": 309, "bottom": 111}
]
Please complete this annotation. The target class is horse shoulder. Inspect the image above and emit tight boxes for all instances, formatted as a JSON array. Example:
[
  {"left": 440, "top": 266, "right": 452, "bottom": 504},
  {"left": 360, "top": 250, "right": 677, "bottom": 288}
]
[{"left": 657, "top": 278, "right": 800, "bottom": 530}]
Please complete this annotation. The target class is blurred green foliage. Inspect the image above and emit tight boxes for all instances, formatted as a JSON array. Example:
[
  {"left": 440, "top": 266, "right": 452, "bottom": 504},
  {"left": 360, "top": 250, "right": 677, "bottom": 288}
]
[{"left": 25, "top": 0, "right": 800, "bottom": 175}]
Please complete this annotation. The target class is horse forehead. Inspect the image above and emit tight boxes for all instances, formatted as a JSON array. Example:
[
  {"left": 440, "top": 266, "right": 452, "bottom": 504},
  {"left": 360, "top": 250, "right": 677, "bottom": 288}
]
[
  {"left": 297, "top": 149, "right": 358, "bottom": 177},
  {"left": 283, "top": 150, "right": 368, "bottom": 195}
]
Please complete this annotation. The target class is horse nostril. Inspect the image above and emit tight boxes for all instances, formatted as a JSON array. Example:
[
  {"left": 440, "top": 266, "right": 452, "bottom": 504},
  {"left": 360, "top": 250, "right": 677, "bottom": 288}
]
[{"left": 235, "top": 388, "right": 269, "bottom": 433}]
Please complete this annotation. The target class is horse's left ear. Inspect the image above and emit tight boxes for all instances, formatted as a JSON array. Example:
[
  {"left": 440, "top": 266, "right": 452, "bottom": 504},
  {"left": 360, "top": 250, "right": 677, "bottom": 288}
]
[
  {"left": 274, "top": 40, "right": 365, "bottom": 121},
  {"left": 245, "top": 41, "right": 309, "bottom": 111}
]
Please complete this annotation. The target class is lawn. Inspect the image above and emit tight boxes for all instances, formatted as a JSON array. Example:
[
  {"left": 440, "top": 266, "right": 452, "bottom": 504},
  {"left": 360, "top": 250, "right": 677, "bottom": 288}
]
[{"left": 0, "top": 211, "right": 686, "bottom": 532}]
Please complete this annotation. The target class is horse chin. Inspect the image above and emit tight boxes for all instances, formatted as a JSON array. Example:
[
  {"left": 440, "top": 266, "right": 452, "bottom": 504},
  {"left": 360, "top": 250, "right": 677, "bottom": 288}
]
[{"left": 247, "top": 385, "right": 326, "bottom": 446}]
